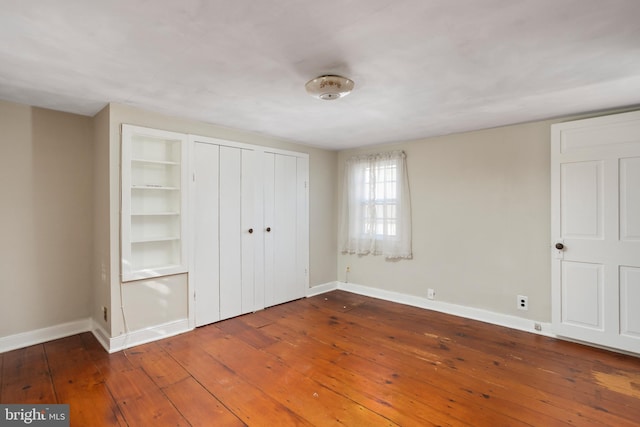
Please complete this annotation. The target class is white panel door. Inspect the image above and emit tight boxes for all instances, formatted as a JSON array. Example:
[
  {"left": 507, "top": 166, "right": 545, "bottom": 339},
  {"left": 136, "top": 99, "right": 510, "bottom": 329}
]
[
  {"left": 620, "top": 267, "right": 640, "bottom": 339},
  {"left": 560, "top": 261, "right": 603, "bottom": 330},
  {"left": 551, "top": 110, "right": 640, "bottom": 354},
  {"left": 193, "top": 143, "right": 220, "bottom": 326},
  {"left": 264, "top": 153, "right": 309, "bottom": 307}
]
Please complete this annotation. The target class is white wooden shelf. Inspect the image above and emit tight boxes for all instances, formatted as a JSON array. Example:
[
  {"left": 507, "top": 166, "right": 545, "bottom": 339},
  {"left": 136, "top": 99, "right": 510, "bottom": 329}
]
[
  {"left": 131, "top": 212, "right": 180, "bottom": 216},
  {"left": 121, "top": 124, "right": 188, "bottom": 282},
  {"left": 132, "top": 158, "right": 180, "bottom": 165},
  {"left": 131, "top": 185, "right": 180, "bottom": 190},
  {"left": 131, "top": 236, "right": 180, "bottom": 244}
]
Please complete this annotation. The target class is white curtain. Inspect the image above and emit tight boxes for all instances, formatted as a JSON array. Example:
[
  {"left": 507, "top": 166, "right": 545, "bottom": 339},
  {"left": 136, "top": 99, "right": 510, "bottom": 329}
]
[{"left": 340, "top": 150, "right": 412, "bottom": 259}]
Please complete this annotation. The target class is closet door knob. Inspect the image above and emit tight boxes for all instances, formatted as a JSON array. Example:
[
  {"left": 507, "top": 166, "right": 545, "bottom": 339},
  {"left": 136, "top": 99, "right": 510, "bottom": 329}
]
[
  {"left": 266, "top": 227, "right": 271, "bottom": 232},
  {"left": 248, "top": 228, "right": 254, "bottom": 234},
  {"left": 555, "top": 243, "right": 564, "bottom": 250}
]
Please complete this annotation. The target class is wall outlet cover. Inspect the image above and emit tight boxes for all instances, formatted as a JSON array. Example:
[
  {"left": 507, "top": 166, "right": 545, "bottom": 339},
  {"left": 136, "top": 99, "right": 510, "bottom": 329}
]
[{"left": 517, "top": 295, "right": 528, "bottom": 311}]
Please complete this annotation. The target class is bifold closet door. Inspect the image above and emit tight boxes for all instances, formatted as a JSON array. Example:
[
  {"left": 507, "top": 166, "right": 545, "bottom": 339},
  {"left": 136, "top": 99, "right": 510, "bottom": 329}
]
[
  {"left": 193, "top": 143, "right": 220, "bottom": 326},
  {"left": 219, "top": 146, "right": 257, "bottom": 320},
  {"left": 194, "top": 143, "right": 257, "bottom": 327},
  {"left": 264, "top": 152, "right": 308, "bottom": 307}
]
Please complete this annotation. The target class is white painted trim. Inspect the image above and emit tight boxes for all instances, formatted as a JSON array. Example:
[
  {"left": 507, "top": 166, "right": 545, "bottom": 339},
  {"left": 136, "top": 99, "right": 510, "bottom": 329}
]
[
  {"left": 187, "top": 133, "right": 196, "bottom": 331},
  {"left": 106, "top": 318, "right": 191, "bottom": 353},
  {"left": 5, "top": 287, "right": 634, "bottom": 357},
  {"left": 0, "top": 318, "right": 92, "bottom": 353},
  {"left": 308, "top": 282, "right": 555, "bottom": 337},
  {"left": 188, "top": 134, "right": 309, "bottom": 159},
  {"left": 91, "top": 321, "right": 112, "bottom": 353},
  {"left": 552, "top": 335, "right": 640, "bottom": 358},
  {"left": 314, "top": 283, "right": 639, "bottom": 356},
  {"left": 306, "top": 281, "right": 339, "bottom": 298},
  {"left": 0, "top": 317, "right": 191, "bottom": 354}
]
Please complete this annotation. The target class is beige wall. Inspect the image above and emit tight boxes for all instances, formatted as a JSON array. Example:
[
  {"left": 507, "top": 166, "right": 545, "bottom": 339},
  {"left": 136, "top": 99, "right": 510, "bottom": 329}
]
[
  {"left": 338, "top": 120, "right": 553, "bottom": 321},
  {"left": 92, "top": 105, "right": 111, "bottom": 334},
  {"left": 0, "top": 100, "right": 93, "bottom": 337}
]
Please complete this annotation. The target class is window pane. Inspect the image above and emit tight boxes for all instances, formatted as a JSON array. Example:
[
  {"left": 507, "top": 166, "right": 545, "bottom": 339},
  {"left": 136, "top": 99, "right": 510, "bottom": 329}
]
[
  {"left": 386, "top": 204, "right": 396, "bottom": 219},
  {"left": 353, "top": 157, "right": 403, "bottom": 239},
  {"left": 375, "top": 219, "right": 384, "bottom": 235},
  {"left": 386, "top": 182, "right": 396, "bottom": 199},
  {"left": 387, "top": 221, "right": 397, "bottom": 236},
  {"left": 386, "top": 165, "right": 396, "bottom": 181}
]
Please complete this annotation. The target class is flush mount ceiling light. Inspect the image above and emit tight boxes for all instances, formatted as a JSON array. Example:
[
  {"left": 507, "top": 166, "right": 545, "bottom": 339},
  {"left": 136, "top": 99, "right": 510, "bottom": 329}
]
[{"left": 305, "top": 75, "right": 354, "bottom": 100}]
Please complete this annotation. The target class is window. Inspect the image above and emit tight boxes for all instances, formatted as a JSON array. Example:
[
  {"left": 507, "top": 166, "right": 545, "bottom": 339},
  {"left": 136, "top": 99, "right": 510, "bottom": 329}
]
[
  {"left": 340, "top": 151, "right": 412, "bottom": 259},
  {"left": 363, "top": 162, "right": 397, "bottom": 237}
]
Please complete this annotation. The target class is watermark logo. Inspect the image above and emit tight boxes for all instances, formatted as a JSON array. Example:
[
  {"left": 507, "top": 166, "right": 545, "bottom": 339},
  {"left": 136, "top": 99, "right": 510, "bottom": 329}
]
[{"left": 0, "top": 405, "right": 69, "bottom": 426}]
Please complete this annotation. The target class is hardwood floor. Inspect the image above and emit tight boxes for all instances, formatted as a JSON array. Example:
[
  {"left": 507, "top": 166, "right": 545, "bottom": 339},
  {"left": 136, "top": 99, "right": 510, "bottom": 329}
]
[{"left": 1, "top": 290, "right": 639, "bottom": 426}]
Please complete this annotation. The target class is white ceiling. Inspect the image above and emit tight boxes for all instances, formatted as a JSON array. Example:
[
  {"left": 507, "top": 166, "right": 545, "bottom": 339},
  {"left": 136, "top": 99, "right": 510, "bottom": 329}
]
[{"left": 1, "top": 0, "right": 640, "bottom": 150}]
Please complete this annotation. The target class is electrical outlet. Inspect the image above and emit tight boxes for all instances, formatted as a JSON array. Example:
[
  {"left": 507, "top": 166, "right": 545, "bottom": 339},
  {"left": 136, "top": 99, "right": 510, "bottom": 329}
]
[
  {"left": 427, "top": 288, "right": 435, "bottom": 300},
  {"left": 102, "top": 306, "right": 108, "bottom": 322},
  {"left": 517, "top": 295, "right": 528, "bottom": 311}
]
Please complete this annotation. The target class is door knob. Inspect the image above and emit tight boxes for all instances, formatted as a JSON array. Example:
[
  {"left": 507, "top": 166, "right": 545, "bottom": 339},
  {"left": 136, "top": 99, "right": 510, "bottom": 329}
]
[
  {"left": 555, "top": 243, "right": 564, "bottom": 250},
  {"left": 248, "top": 228, "right": 254, "bottom": 234},
  {"left": 266, "top": 227, "right": 271, "bottom": 232}
]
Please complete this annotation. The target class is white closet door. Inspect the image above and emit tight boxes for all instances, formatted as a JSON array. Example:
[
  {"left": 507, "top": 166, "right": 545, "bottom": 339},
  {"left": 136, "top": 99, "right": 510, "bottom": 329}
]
[
  {"left": 264, "top": 153, "right": 308, "bottom": 307},
  {"left": 193, "top": 139, "right": 307, "bottom": 326},
  {"left": 193, "top": 143, "right": 220, "bottom": 326},
  {"left": 195, "top": 143, "right": 257, "bottom": 324},
  {"left": 219, "top": 146, "right": 243, "bottom": 320},
  {"left": 240, "top": 149, "right": 257, "bottom": 313},
  {"left": 264, "top": 153, "right": 276, "bottom": 307},
  {"left": 274, "top": 154, "right": 298, "bottom": 305}
]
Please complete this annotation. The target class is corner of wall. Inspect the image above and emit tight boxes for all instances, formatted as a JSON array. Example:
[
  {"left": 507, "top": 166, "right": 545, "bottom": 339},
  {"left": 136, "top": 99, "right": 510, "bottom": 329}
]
[
  {"left": 306, "top": 281, "right": 339, "bottom": 297},
  {"left": 92, "top": 104, "right": 113, "bottom": 337}
]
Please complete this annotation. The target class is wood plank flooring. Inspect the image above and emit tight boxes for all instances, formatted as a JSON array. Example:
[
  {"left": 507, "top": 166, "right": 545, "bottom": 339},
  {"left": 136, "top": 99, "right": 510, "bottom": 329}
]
[{"left": 1, "top": 290, "right": 639, "bottom": 426}]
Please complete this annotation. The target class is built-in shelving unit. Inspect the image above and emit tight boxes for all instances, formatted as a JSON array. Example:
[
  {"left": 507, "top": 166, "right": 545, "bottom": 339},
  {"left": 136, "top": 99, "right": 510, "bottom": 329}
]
[{"left": 121, "top": 125, "right": 188, "bottom": 282}]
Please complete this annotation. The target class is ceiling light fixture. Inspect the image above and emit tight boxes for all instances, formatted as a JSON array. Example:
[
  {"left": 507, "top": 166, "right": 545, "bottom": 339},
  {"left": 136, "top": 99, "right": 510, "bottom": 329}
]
[{"left": 305, "top": 75, "right": 354, "bottom": 100}]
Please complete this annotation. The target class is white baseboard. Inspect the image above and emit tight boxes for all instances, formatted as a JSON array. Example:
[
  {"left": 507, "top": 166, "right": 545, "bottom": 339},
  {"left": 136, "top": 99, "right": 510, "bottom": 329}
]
[
  {"left": 91, "top": 321, "right": 112, "bottom": 352},
  {"left": 0, "top": 318, "right": 93, "bottom": 353},
  {"left": 103, "top": 318, "right": 192, "bottom": 353},
  {"left": 0, "top": 317, "right": 191, "bottom": 354},
  {"left": 310, "top": 281, "right": 553, "bottom": 337},
  {"left": 306, "top": 281, "right": 339, "bottom": 298},
  {"left": 3, "top": 283, "right": 551, "bottom": 354}
]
